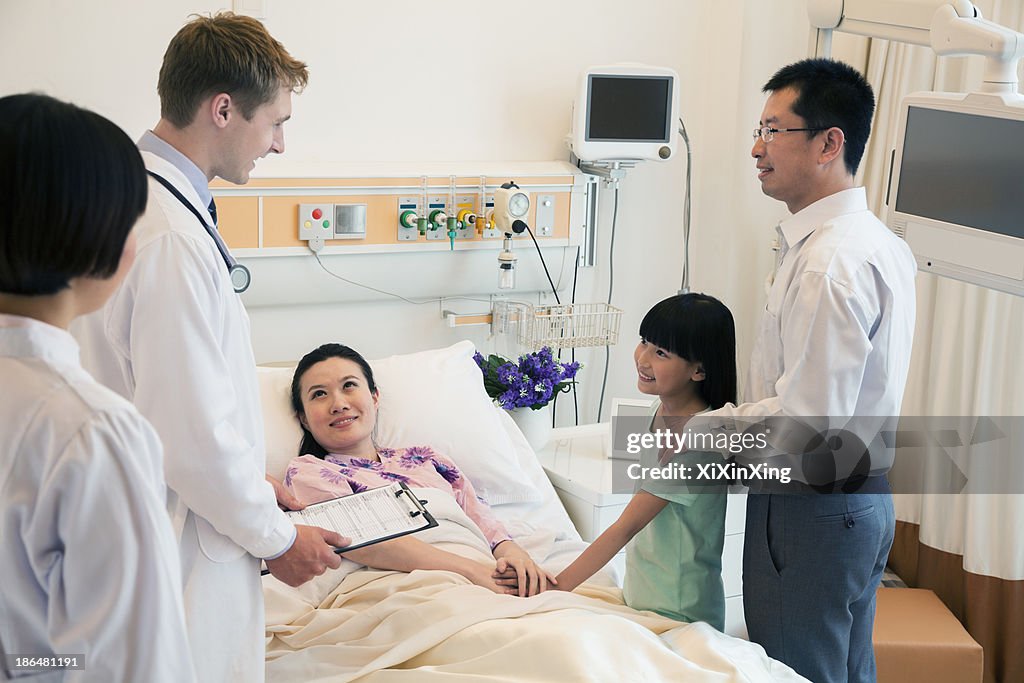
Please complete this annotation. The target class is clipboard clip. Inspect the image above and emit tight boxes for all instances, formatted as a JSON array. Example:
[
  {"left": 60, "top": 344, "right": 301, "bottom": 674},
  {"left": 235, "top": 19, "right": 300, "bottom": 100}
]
[{"left": 395, "top": 484, "right": 425, "bottom": 518}]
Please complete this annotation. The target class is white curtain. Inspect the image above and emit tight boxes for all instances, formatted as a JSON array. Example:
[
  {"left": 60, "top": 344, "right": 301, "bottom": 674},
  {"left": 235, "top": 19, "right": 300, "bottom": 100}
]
[{"left": 857, "top": 0, "right": 1024, "bottom": 582}]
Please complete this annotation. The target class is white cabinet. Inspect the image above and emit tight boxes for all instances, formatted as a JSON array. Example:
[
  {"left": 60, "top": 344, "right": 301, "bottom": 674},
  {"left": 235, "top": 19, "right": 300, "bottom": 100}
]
[{"left": 536, "top": 424, "right": 747, "bottom": 638}]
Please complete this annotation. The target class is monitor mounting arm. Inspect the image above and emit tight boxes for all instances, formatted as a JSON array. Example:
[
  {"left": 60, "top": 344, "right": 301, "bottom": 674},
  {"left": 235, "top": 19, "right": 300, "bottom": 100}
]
[{"left": 809, "top": 0, "right": 1024, "bottom": 93}]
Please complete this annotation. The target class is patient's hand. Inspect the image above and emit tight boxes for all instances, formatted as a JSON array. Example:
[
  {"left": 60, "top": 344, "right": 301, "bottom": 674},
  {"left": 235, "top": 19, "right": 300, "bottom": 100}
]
[
  {"left": 265, "top": 525, "right": 348, "bottom": 587},
  {"left": 492, "top": 541, "right": 557, "bottom": 597},
  {"left": 465, "top": 561, "right": 517, "bottom": 595},
  {"left": 266, "top": 474, "right": 304, "bottom": 511}
]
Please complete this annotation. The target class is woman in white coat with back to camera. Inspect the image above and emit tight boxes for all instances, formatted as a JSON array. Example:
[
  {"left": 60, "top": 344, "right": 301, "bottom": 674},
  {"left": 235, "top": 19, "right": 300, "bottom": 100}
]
[{"left": 0, "top": 94, "right": 195, "bottom": 681}]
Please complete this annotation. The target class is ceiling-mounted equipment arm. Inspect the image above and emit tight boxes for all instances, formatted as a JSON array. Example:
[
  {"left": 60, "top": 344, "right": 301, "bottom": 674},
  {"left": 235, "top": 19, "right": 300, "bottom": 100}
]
[
  {"left": 808, "top": 0, "right": 1024, "bottom": 92},
  {"left": 809, "top": 0, "right": 977, "bottom": 49},
  {"left": 930, "top": 4, "right": 1024, "bottom": 91}
]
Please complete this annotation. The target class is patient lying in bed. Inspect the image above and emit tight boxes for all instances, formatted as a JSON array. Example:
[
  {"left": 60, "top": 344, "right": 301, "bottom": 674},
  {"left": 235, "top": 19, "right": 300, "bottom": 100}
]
[
  {"left": 262, "top": 342, "right": 810, "bottom": 682},
  {"left": 282, "top": 342, "right": 554, "bottom": 597}
]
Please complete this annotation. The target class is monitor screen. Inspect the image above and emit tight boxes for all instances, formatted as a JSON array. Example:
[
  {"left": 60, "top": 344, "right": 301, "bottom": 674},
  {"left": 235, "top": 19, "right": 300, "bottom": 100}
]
[
  {"left": 586, "top": 75, "right": 672, "bottom": 142},
  {"left": 895, "top": 106, "right": 1024, "bottom": 240}
]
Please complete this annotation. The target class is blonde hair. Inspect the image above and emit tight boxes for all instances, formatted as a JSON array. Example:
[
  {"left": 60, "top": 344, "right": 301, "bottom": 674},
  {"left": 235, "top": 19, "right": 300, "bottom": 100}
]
[{"left": 157, "top": 12, "right": 308, "bottom": 128}]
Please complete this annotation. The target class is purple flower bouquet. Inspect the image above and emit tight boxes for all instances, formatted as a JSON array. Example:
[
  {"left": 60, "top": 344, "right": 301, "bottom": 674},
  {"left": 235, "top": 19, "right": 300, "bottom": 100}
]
[{"left": 473, "top": 347, "right": 581, "bottom": 410}]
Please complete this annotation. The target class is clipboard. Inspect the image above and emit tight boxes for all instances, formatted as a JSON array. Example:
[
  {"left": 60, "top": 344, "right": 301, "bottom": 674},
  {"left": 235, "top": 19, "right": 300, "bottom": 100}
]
[{"left": 260, "top": 481, "right": 437, "bottom": 575}]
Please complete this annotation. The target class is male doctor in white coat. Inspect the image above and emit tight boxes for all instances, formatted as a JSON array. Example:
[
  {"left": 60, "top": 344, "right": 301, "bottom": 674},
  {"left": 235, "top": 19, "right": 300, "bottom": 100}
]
[{"left": 75, "top": 13, "right": 347, "bottom": 682}]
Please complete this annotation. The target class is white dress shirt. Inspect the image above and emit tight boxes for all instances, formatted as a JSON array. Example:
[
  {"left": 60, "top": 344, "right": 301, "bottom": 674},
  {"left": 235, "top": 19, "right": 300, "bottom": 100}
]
[{"left": 713, "top": 187, "right": 917, "bottom": 420}]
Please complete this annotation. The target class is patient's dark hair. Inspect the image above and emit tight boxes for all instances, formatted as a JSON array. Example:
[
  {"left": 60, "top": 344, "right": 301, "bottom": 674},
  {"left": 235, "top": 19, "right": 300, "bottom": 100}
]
[
  {"left": 639, "top": 292, "right": 737, "bottom": 410},
  {"left": 291, "top": 343, "right": 378, "bottom": 458},
  {"left": 0, "top": 93, "right": 147, "bottom": 295}
]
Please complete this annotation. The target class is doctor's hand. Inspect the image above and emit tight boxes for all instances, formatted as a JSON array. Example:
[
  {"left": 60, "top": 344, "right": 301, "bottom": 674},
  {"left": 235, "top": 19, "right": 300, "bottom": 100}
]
[
  {"left": 492, "top": 540, "right": 557, "bottom": 597},
  {"left": 266, "top": 474, "right": 304, "bottom": 511},
  {"left": 265, "top": 525, "right": 349, "bottom": 587}
]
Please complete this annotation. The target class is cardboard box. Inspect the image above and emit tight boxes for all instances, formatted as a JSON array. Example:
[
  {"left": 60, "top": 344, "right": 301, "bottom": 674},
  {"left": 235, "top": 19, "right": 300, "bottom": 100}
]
[{"left": 873, "top": 588, "right": 983, "bottom": 683}]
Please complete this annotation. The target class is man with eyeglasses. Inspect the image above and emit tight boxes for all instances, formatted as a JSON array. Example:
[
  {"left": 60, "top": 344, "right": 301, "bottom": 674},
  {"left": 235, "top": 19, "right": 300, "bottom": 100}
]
[{"left": 699, "top": 59, "right": 917, "bottom": 682}]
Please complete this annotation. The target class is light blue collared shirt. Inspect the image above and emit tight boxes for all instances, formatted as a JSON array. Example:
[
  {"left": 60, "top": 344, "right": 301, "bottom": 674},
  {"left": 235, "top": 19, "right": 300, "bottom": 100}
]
[
  {"left": 137, "top": 130, "right": 214, "bottom": 211},
  {"left": 137, "top": 130, "right": 238, "bottom": 270}
]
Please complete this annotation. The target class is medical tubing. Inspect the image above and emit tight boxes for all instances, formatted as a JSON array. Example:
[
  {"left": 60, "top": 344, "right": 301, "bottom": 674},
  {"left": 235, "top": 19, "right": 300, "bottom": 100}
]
[
  {"left": 596, "top": 185, "right": 620, "bottom": 423},
  {"left": 525, "top": 225, "right": 561, "bottom": 305}
]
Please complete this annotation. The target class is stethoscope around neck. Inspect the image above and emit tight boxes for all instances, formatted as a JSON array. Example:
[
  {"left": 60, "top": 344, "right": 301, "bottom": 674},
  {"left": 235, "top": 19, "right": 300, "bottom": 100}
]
[{"left": 146, "top": 171, "right": 251, "bottom": 293}]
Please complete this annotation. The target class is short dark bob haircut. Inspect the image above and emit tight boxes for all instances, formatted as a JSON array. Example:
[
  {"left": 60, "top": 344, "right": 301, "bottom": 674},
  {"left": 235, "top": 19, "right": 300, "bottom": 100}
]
[
  {"left": 639, "top": 292, "right": 737, "bottom": 410},
  {"left": 290, "top": 343, "right": 379, "bottom": 459},
  {"left": 0, "top": 93, "right": 147, "bottom": 296}
]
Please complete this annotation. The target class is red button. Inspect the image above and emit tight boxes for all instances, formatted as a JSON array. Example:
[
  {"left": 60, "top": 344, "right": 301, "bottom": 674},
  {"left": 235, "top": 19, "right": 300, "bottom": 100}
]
[{"left": 312, "top": 208, "right": 323, "bottom": 220}]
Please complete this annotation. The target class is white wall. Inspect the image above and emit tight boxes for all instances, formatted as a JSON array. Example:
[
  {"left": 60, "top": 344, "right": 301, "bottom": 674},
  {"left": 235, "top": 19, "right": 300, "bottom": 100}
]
[{"left": 0, "top": 0, "right": 811, "bottom": 424}]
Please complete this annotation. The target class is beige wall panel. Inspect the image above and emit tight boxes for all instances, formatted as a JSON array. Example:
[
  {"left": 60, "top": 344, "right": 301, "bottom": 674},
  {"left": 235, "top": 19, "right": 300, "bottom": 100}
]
[
  {"left": 216, "top": 185, "right": 571, "bottom": 249},
  {"left": 216, "top": 196, "right": 259, "bottom": 249},
  {"left": 211, "top": 176, "right": 574, "bottom": 190},
  {"left": 262, "top": 194, "right": 392, "bottom": 248}
]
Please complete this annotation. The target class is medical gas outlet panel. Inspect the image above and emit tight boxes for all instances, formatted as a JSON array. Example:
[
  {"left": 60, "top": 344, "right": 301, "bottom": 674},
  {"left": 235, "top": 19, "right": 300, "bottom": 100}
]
[
  {"left": 210, "top": 167, "right": 582, "bottom": 256},
  {"left": 394, "top": 195, "right": 557, "bottom": 242},
  {"left": 396, "top": 195, "right": 482, "bottom": 242}
]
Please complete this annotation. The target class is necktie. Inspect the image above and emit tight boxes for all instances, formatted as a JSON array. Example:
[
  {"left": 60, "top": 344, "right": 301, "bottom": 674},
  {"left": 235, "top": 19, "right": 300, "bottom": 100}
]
[{"left": 208, "top": 198, "right": 218, "bottom": 227}]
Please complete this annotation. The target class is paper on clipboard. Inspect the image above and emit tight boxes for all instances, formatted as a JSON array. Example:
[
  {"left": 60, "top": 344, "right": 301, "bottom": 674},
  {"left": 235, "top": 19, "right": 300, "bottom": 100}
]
[{"left": 261, "top": 482, "right": 437, "bottom": 575}]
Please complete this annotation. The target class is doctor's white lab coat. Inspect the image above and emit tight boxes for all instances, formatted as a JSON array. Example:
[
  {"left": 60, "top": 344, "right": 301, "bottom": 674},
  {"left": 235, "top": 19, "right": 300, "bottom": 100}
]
[
  {"left": 74, "top": 153, "right": 293, "bottom": 683},
  {"left": 0, "top": 316, "right": 195, "bottom": 682}
]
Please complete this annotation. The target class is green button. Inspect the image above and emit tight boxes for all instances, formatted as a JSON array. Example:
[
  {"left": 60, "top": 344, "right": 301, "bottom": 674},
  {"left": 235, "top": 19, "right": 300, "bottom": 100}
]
[{"left": 323, "top": 220, "right": 330, "bottom": 229}]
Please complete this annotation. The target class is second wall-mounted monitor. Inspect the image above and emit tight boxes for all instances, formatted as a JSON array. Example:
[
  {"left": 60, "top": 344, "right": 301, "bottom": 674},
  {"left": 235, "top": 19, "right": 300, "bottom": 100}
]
[
  {"left": 887, "top": 90, "right": 1024, "bottom": 296},
  {"left": 569, "top": 64, "right": 679, "bottom": 163}
]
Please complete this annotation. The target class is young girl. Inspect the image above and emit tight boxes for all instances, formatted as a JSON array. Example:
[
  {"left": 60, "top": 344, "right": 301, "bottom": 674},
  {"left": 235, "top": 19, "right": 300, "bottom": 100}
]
[
  {"left": 0, "top": 94, "right": 194, "bottom": 679},
  {"left": 555, "top": 293, "right": 736, "bottom": 630}
]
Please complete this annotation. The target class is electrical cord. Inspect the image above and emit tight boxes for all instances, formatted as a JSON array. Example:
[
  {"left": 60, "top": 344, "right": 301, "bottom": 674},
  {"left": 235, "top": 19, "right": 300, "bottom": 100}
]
[
  {"left": 552, "top": 245, "right": 583, "bottom": 429},
  {"left": 521, "top": 223, "right": 563, "bottom": 427},
  {"left": 523, "top": 225, "right": 561, "bottom": 305},
  {"left": 571, "top": 245, "right": 580, "bottom": 426},
  {"left": 518, "top": 222, "right": 567, "bottom": 429},
  {"left": 678, "top": 116, "right": 693, "bottom": 294},
  {"left": 596, "top": 184, "right": 620, "bottom": 423},
  {"left": 314, "top": 252, "right": 492, "bottom": 306}
]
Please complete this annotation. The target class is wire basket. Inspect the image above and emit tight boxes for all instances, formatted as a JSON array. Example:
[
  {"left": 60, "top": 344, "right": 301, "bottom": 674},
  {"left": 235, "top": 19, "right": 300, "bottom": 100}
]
[{"left": 515, "top": 302, "right": 623, "bottom": 350}]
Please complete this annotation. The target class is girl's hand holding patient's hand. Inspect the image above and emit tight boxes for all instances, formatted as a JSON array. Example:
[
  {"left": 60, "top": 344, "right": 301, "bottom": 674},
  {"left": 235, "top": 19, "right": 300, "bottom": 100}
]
[
  {"left": 465, "top": 561, "right": 517, "bottom": 595},
  {"left": 491, "top": 541, "right": 557, "bottom": 597}
]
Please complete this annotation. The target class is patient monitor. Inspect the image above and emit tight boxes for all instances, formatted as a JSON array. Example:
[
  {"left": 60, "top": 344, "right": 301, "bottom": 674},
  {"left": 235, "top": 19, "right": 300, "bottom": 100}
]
[
  {"left": 887, "top": 91, "right": 1024, "bottom": 295},
  {"left": 568, "top": 64, "right": 679, "bottom": 163}
]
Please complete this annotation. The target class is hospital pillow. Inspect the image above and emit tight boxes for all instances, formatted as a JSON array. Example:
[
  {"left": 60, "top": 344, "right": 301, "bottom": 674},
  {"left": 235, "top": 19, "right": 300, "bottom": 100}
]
[{"left": 258, "top": 340, "right": 541, "bottom": 505}]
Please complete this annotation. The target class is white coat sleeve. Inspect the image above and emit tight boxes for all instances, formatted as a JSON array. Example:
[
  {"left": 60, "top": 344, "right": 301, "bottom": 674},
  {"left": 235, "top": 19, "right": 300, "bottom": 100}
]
[
  {"left": 34, "top": 409, "right": 196, "bottom": 683},
  {"left": 117, "top": 231, "right": 292, "bottom": 559}
]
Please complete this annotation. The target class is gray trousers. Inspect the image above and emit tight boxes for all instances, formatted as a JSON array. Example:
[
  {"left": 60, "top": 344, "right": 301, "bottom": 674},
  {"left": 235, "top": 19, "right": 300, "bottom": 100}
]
[{"left": 743, "top": 490, "right": 895, "bottom": 683}]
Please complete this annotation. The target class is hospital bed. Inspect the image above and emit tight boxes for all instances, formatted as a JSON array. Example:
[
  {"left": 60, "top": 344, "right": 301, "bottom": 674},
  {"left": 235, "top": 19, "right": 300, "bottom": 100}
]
[{"left": 257, "top": 341, "right": 808, "bottom": 682}]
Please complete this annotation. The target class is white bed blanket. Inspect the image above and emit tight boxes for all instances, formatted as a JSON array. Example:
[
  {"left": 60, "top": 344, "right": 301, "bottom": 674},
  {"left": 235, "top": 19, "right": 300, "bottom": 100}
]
[{"left": 264, "top": 489, "right": 807, "bottom": 683}]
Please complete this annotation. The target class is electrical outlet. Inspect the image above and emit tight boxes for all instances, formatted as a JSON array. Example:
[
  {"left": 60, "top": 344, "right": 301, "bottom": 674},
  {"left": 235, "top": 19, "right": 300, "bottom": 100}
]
[{"left": 535, "top": 194, "right": 555, "bottom": 237}]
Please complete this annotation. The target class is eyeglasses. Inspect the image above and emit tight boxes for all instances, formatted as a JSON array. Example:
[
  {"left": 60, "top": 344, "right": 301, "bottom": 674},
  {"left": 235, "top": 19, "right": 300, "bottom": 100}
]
[{"left": 752, "top": 126, "right": 830, "bottom": 143}]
